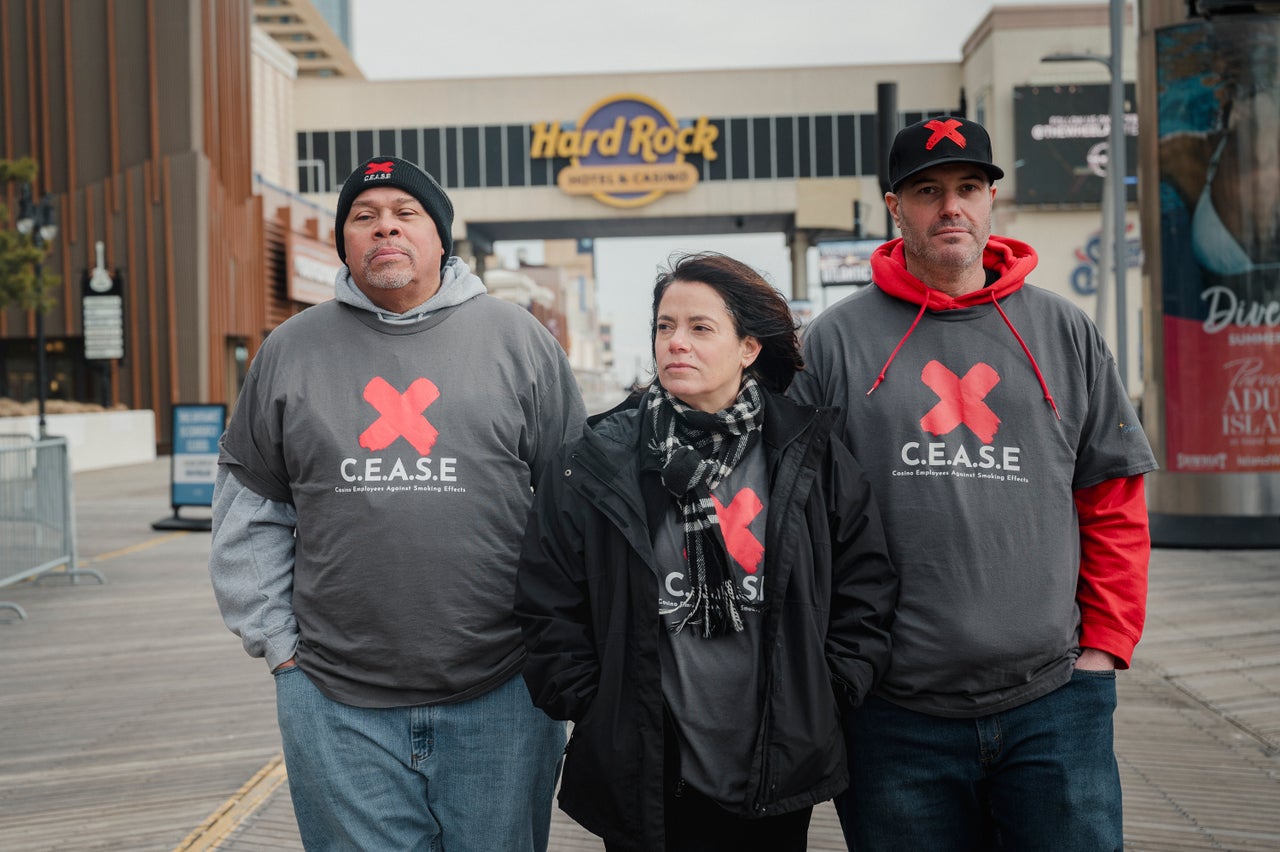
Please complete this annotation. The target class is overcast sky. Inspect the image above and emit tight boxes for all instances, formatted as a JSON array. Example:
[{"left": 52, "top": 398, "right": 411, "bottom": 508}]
[
  {"left": 350, "top": 0, "right": 1104, "bottom": 80},
  {"left": 348, "top": 0, "right": 1107, "bottom": 394}
]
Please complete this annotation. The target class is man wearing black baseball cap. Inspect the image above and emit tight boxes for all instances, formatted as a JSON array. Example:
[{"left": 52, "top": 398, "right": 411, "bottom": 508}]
[
  {"left": 791, "top": 116, "right": 1156, "bottom": 850},
  {"left": 210, "top": 156, "right": 586, "bottom": 851}
]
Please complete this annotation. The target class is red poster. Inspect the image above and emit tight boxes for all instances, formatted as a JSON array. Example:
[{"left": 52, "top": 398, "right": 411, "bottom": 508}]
[
  {"left": 1163, "top": 315, "right": 1280, "bottom": 472},
  {"left": 1157, "top": 18, "right": 1280, "bottom": 472}
]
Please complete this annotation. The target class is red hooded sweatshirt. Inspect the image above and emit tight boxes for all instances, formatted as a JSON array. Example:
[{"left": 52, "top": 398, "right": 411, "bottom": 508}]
[{"left": 867, "top": 235, "right": 1151, "bottom": 667}]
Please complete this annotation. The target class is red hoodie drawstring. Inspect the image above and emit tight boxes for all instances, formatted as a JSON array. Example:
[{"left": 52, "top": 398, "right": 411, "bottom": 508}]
[
  {"left": 865, "top": 236, "right": 1056, "bottom": 418},
  {"left": 989, "top": 291, "right": 1061, "bottom": 420},
  {"left": 867, "top": 298, "right": 929, "bottom": 396}
]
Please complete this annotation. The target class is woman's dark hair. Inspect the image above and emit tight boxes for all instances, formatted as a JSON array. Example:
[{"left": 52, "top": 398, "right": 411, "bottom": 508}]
[{"left": 651, "top": 252, "right": 804, "bottom": 393}]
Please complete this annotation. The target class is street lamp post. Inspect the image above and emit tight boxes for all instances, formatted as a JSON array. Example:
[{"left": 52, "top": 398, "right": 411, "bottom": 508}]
[
  {"left": 1042, "top": 0, "right": 1129, "bottom": 391},
  {"left": 16, "top": 184, "right": 59, "bottom": 438}
]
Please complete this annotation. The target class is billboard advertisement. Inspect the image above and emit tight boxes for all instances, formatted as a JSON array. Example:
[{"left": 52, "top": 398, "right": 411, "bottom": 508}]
[
  {"left": 1156, "top": 16, "right": 1280, "bottom": 473},
  {"left": 816, "top": 239, "right": 882, "bottom": 287},
  {"left": 1013, "top": 83, "right": 1138, "bottom": 205}
]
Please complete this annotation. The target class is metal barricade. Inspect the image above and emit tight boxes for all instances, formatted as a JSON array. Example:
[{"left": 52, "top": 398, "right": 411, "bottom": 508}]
[{"left": 0, "top": 434, "right": 102, "bottom": 620}]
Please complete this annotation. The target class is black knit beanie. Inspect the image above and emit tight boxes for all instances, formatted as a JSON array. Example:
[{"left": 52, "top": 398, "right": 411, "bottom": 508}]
[{"left": 334, "top": 156, "right": 454, "bottom": 269}]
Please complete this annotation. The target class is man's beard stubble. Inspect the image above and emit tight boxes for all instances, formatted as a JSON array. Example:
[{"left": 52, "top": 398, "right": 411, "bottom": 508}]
[
  {"left": 361, "top": 243, "right": 416, "bottom": 291},
  {"left": 899, "top": 219, "right": 987, "bottom": 271}
]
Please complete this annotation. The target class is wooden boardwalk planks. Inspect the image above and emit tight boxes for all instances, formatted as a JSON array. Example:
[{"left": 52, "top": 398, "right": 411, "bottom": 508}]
[{"left": 0, "top": 459, "right": 1276, "bottom": 851}]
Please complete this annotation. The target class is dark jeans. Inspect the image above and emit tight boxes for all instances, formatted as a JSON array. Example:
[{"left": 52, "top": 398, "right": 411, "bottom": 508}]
[
  {"left": 835, "top": 670, "right": 1123, "bottom": 852},
  {"left": 605, "top": 781, "right": 813, "bottom": 852}
]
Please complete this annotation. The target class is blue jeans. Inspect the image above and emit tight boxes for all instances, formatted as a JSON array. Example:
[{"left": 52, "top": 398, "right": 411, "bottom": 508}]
[
  {"left": 274, "top": 666, "right": 566, "bottom": 852},
  {"left": 836, "top": 670, "right": 1123, "bottom": 852}
]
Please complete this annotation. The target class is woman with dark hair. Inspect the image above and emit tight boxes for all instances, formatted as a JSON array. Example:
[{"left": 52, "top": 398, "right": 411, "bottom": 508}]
[{"left": 515, "top": 252, "right": 898, "bottom": 851}]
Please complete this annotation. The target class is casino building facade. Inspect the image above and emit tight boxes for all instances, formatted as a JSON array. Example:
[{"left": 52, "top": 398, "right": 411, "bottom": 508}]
[{"left": 2, "top": 0, "right": 1277, "bottom": 543}]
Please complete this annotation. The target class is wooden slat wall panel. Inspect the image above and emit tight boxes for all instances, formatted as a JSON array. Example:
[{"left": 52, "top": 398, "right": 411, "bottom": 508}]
[
  {"left": 161, "top": 157, "right": 176, "bottom": 406},
  {"left": 143, "top": 163, "right": 160, "bottom": 436},
  {"left": 23, "top": 0, "right": 36, "bottom": 182},
  {"left": 1, "top": 0, "right": 12, "bottom": 160},
  {"left": 197, "top": 0, "right": 267, "bottom": 417},
  {"left": 35, "top": 0, "right": 49, "bottom": 188},
  {"left": 145, "top": 0, "right": 158, "bottom": 182},
  {"left": 0, "top": 0, "right": 272, "bottom": 446},
  {"left": 263, "top": 213, "right": 290, "bottom": 331},
  {"left": 105, "top": 0, "right": 118, "bottom": 180},
  {"left": 124, "top": 171, "right": 141, "bottom": 409},
  {"left": 59, "top": 0, "right": 76, "bottom": 243}
]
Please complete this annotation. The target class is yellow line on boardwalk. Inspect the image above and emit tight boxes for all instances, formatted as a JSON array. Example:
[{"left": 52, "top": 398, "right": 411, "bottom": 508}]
[
  {"left": 173, "top": 753, "right": 287, "bottom": 851},
  {"left": 82, "top": 531, "right": 190, "bottom": 566}
]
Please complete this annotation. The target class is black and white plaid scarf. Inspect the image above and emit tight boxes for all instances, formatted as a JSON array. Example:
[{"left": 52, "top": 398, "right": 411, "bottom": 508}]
[{"left": 647, "top": 378, "right": 765, "bottom": 638}]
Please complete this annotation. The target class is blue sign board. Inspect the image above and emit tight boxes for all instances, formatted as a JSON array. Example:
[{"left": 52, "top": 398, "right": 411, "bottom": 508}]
[{"left": 170, "top": 404, "right": 225, "bottom": 507}]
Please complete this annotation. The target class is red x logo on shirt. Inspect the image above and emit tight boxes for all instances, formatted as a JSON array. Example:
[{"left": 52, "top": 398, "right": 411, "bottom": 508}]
[
  {"left": 920, "top": 360, "right": 1001, "bottom": 444},
  {"left": 364, "top": 161, "right": 395, "bottom": 175},
  {"left": 923, "top": 118, "right": 966, "bottom": 151},
  {"left": 712, "top": 488, "right": 764, "bottom": 574},
  {"left": 359, "top": 377, "right": 440, "bottom": 455}
]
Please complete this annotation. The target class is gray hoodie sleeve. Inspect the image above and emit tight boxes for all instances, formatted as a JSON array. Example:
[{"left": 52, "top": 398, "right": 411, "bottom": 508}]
[{"left": 209, "top": 465, "right": 299, "bottom": 671}]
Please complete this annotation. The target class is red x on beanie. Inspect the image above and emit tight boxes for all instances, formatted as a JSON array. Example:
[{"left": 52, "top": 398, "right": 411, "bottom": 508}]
[{"left": 334, "top": 156, "right": 454, "bottom": 269}]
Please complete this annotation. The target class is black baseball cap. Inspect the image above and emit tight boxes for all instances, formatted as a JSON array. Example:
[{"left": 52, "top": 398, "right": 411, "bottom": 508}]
[{"left": 888, "top": 116, "right": 1004, "bottom": 192}]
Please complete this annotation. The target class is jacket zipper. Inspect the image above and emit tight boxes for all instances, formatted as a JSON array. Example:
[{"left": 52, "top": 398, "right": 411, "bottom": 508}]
[{"left": 752, "top": 699, "right": 774, "bottom": 815}]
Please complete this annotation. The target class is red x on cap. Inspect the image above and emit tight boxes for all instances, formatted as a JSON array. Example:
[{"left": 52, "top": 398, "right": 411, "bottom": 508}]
[{"left": 888, "top": 115, "right": 1004, "bottom": 192}]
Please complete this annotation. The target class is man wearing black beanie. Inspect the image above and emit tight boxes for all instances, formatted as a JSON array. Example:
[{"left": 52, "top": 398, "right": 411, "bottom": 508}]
[
  {"left": 210, "top": 155, "right": 586, "bottom": 851},
  {"left": 333, "top": 156, "right": 455, "bottom": 269}
]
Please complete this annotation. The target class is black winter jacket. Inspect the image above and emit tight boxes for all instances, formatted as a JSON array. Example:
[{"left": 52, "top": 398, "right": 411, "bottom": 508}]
[{"left": 515, "top": 390, "right": 897, "bottom": 851}]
